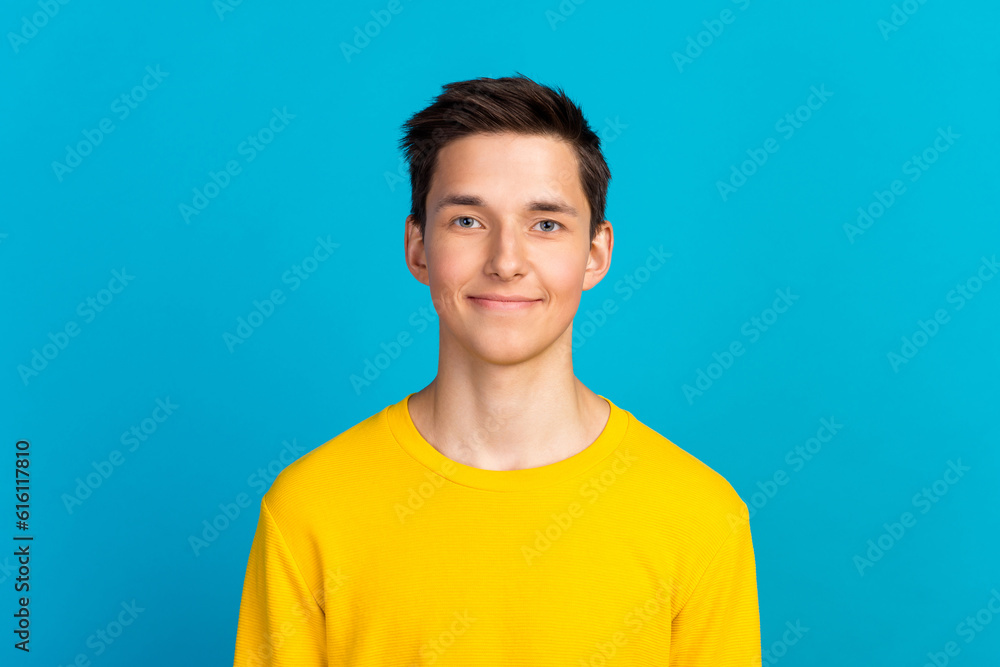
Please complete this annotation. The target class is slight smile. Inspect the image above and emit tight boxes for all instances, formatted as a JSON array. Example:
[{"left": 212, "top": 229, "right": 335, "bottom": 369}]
[{"left": 467, "top": 295, "right": 543, "bottom": 311}]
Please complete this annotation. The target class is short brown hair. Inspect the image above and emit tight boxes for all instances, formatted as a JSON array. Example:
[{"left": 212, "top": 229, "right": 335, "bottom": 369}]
[{"left": 398, "top": 73, "right": 612, "bottom": 244}]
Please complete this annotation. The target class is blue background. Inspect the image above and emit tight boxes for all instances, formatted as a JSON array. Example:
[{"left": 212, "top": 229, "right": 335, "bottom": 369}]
[{"left": 3, "top": 0, "right": 998, "bottom": 664}]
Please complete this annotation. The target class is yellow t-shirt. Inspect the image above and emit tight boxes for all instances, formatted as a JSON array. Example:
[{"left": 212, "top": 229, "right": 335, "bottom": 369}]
[{"left": 233, "top": 393, "right": 760, "bottom": 666}]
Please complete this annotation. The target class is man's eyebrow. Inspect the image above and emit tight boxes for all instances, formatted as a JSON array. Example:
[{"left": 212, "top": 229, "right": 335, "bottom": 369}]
[
  {"left": 433, "top": 194, "right": 579, "bottom": 218},
  {"left": 434, "top": 194, "right": 486, "bottom": 214},
  {"left": 526, "top": 198, "right": 579, "bottom": 218}
]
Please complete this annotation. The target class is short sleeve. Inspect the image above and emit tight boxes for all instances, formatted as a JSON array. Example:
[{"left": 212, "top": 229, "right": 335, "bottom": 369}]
[
  {"left": 669, "top": 506, "right": 761, "bottom": 666},
  {"left": 233, "top": 496, "right": 326, "bottom": 666}
]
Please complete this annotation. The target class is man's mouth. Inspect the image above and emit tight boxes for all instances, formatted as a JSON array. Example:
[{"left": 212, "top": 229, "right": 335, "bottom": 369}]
[{"left": 467, "top": 294, "right": 542, "bottom": 311}]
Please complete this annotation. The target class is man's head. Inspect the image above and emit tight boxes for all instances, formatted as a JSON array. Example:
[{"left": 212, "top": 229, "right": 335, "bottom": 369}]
[
  {"left": 399, "top": 74, "right": 614, "bottom": 366},
  {"left": 399, "top": 73, "right": 612, "bottom": 245}
]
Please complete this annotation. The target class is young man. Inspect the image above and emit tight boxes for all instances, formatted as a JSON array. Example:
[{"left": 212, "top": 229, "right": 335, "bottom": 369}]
[{"left": 233, "top": 74, "right": 761, "bottom": 665}]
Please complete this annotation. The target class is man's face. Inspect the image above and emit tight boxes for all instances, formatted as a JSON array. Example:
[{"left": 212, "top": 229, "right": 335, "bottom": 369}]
[{"left": 404, "top": 131, "right": 613, "bottom": 366}]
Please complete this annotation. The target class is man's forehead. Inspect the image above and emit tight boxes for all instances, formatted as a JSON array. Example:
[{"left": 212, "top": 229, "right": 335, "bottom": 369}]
[
  {"left": 430, "top": 133, "right": 585, "bottom": 210},
  {"left": 437, "top": 131, "right": 573, "bottom": 160}
]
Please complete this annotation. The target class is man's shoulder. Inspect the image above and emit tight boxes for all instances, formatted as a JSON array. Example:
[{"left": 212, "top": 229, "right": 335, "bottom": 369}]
[
  {"left": 264, "top": 402, "right": 391, "bottom": 510},
  {"left": 625, "top": 410, "right": 748, "bottom": 525}
]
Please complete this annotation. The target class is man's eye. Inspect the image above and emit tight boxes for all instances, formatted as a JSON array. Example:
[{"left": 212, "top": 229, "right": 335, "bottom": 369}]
[
  {"left": 452, "top": 217, "right": 562, "bottom": 231},
  {"left": 453, "top": 216, "right": 481, "bottom": 228}
]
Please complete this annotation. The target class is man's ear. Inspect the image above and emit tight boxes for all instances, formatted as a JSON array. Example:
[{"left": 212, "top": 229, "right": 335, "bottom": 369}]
[
  {"left": 583, "top": 219, "right": 614, "bottom": 291},
  {"left": 404, "top": 214, "right": 430, "bottom": 286}
]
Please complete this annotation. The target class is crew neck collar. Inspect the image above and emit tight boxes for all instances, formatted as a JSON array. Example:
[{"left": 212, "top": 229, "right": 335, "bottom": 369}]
[{"left": 385, "top": 392, "right": 629, "bottom": 492}]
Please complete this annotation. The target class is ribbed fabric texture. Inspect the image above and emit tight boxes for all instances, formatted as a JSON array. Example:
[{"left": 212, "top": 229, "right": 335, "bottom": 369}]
[{"left": 233, "top": 393, "right": 761, "bottom": 665}]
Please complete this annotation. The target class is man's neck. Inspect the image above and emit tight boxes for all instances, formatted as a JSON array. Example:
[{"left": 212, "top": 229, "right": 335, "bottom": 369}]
[{"left": 406, "top": 375, "right": 611, "bottom": 472}]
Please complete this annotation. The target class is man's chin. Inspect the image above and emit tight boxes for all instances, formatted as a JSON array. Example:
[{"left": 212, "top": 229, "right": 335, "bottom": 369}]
[{"left": 464, "top": 335, "right": 564, "bottom": 366}]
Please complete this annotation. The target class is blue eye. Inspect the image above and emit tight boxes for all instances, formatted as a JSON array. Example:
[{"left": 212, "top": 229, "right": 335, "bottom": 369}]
[
  {"left": 536, "top": 220, "right": 562, "bottom": 232},
  {"left": 451, "top": 217, "right": 562, "bottom": 231},
  {"left": 454, "top": 216, "right": 481, "bottom": 228}
]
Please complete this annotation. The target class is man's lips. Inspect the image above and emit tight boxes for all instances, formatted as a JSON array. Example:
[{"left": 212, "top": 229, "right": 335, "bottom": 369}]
[
  {"left": 467, "top": 295, "right": 542, "bottom": 311},
  {"left": 468, "top": 294, "right": 540, "bottom": 302}
]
